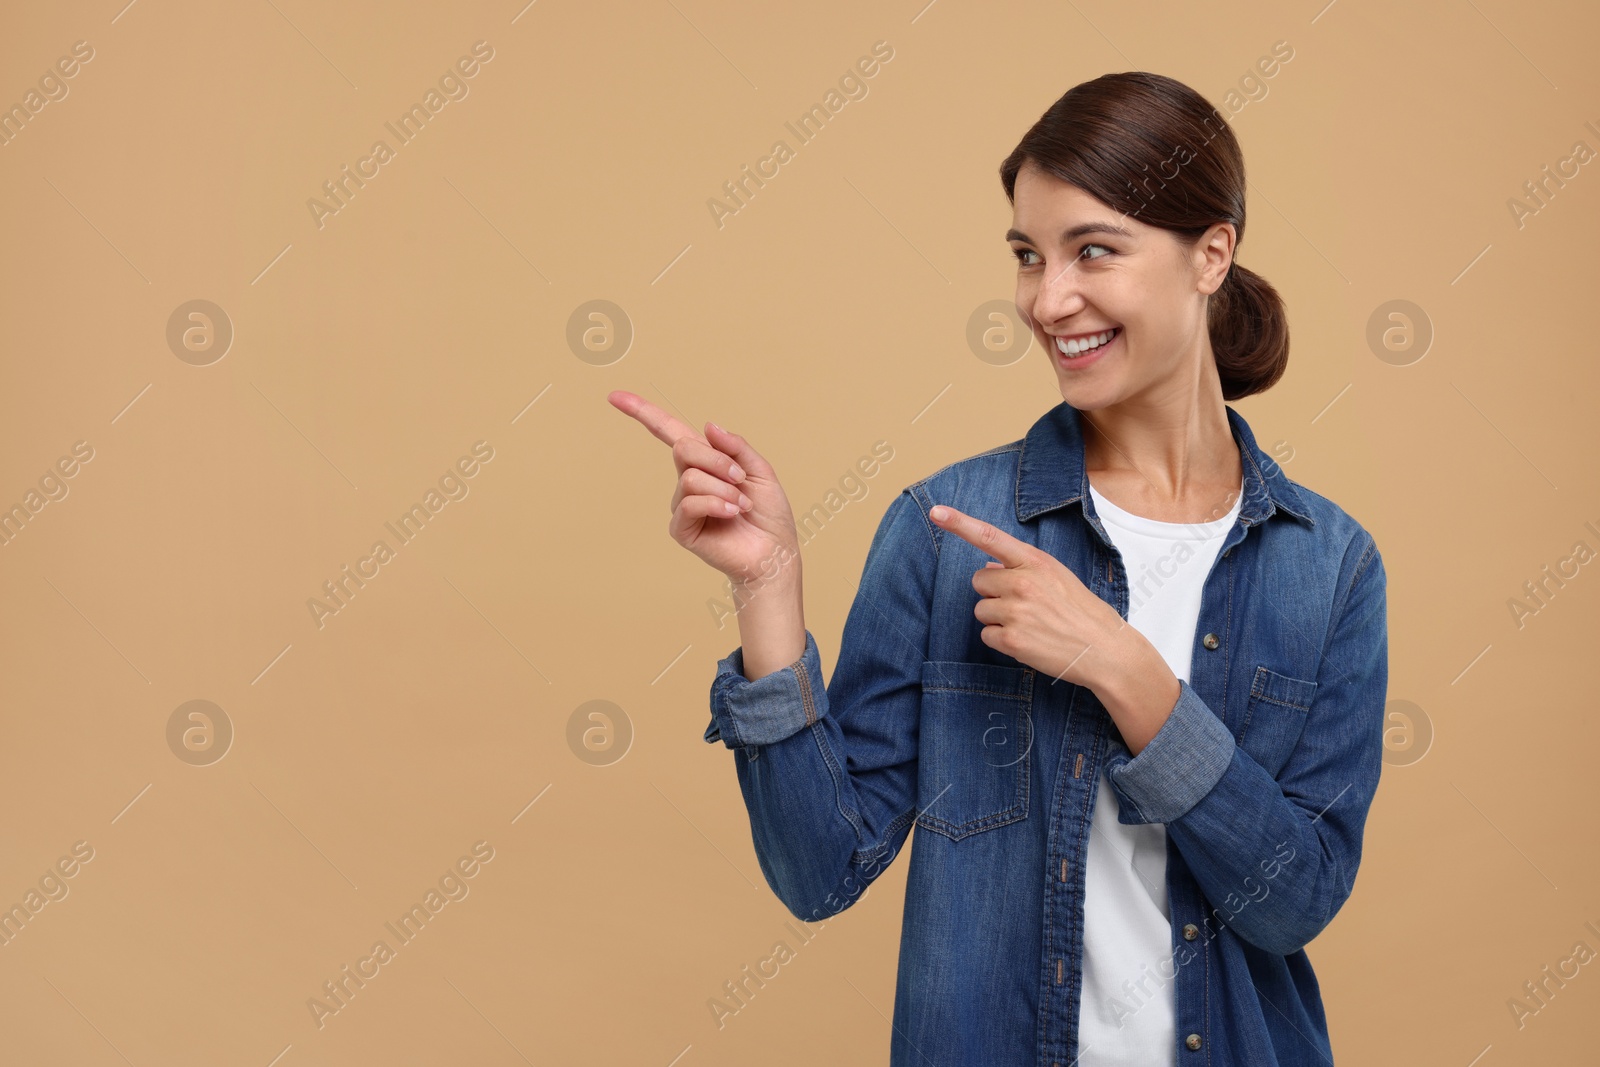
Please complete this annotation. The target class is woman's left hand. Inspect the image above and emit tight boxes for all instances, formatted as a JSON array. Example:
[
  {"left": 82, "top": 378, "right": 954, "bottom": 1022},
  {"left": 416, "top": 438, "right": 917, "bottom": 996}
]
[{"left": 928, "top": 503, "right": 1130, "bottom": 689}]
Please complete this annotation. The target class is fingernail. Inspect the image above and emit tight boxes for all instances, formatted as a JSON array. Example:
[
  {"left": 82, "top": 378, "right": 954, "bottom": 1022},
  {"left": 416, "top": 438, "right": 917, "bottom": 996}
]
[
  {"left": 729, "top": 463, "right": 746, "bottom": 482},
  {"left": 931, "top": 506, "right": 948, "bottom": 521},
  {"left": 738, "top": 494, "right": 752, "bottom": 510}
]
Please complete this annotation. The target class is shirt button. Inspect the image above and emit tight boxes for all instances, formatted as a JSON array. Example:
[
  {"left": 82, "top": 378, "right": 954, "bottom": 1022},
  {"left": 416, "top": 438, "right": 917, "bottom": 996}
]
[
  {"left": 1186, "top": 1033, "right": 1203, "bottom": 1050},
  {"left": 1183, "top": 923, "right": 1198, "bottom": 940},
  {"left": 1202, "top": 633, "right": 1219, "bottom": 650}
]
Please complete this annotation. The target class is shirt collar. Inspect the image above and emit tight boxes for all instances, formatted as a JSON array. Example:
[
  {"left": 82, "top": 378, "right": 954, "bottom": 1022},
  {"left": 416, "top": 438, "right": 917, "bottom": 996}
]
[{"left": 1014, "top": 400, "right": 1316, "bottom": 529}]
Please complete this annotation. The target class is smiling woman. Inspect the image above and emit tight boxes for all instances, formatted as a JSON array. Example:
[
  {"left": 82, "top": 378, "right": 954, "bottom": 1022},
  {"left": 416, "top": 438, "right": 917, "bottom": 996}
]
[
  {"left": 613, "top": 68, "right": 1388, "bottom": 1067},
  {"left": 1000, "top": 72, "right": 1291, "bottom": 405}
]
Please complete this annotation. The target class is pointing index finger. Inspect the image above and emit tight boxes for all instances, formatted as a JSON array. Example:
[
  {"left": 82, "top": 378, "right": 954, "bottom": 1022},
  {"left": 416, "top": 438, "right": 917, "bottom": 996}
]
[
  {"left": 929, "top": 504, "right": 1034, "bottom": 568},
  {"left": 607, "top": 389, "right": 700, "bottom": 448}
]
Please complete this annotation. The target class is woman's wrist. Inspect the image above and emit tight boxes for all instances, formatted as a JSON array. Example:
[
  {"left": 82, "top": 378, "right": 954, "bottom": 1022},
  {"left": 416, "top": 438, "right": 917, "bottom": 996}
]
[
  {"left": 732, "top": 563, "right": 806, "bottom": 681},
  {"left": 1089, "top": 623, "right": 1181, "bottom": 756}
]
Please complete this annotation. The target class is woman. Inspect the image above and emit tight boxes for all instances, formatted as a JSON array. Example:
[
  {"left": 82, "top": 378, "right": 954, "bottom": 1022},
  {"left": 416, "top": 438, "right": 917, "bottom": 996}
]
[{"left": 611, "top": 71, "right": 1388, "bottom": 1067}]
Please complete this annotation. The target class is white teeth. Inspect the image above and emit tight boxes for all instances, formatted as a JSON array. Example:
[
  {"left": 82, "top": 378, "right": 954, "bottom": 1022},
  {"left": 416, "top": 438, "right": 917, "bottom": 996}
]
[{"left": 1056, "top": 327, "right": 1118, "bottom": 357}]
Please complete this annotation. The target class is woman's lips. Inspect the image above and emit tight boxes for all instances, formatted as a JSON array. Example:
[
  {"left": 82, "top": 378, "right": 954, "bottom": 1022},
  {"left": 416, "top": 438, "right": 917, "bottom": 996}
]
[{"left": 1052, "top": 326, "right": 1120, "bottom": 369}]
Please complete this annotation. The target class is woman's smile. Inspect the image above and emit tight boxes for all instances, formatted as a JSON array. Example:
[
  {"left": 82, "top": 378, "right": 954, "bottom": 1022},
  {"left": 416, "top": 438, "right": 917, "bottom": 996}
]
[{"left": 1050, "top": 324, "right": 1122, "bottom": 369}]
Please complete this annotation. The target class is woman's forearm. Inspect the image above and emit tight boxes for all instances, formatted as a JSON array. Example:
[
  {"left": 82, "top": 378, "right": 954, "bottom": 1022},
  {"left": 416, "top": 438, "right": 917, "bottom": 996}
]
[{"left": 732, "top": 565, "right": 807, "bottom": 681}]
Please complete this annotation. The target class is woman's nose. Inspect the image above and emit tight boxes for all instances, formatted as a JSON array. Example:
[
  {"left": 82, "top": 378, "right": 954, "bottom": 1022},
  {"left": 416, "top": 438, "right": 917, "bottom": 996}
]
[{"left": 1031, "top": 260, "right": 1087, "bottom": 321}]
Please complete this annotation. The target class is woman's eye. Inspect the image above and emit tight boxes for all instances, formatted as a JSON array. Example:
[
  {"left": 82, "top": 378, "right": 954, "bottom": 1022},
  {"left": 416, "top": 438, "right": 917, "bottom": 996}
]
[{"left": 1011, "top": 244, "right": 1112, "bottom": 266}]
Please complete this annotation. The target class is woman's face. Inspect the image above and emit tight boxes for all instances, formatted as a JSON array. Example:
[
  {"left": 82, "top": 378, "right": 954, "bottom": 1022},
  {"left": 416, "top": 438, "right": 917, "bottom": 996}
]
[{"left": 1007, "top": 161, "right": 1234, "bottom": 412}]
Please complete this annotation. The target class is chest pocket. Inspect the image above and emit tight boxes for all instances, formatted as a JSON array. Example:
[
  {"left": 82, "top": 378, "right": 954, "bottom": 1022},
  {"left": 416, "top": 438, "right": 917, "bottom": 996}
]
[
  {"left": 1237, "top": 666, "right": 1319, "bottom": 778},
  {"left": 915, "top": 660, "right": 1033, "bottom": 840}
]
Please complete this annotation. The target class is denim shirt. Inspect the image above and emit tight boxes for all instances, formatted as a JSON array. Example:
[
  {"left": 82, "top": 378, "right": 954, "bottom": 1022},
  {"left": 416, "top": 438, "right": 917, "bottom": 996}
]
[{"left": 704, "top": 400, "right": 1389, "bottom": 1066}]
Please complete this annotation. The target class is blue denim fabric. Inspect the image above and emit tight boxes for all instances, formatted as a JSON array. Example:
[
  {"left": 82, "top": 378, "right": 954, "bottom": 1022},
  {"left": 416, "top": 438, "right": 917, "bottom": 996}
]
[{"left": 705, "top": 401, "right": 1389, "bottom": 1066}]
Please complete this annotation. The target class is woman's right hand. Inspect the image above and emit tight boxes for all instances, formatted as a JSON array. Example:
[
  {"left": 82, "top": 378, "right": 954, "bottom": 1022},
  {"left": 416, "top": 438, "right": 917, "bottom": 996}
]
[{"left": 608, "top": 390, "right": 802, "bottom": 591}]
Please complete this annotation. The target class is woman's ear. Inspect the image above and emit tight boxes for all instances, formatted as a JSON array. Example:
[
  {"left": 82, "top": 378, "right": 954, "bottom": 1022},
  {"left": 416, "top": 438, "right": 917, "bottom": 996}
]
[{"left": 1194, "top": 222, "right": 1236, "bottom": 295}]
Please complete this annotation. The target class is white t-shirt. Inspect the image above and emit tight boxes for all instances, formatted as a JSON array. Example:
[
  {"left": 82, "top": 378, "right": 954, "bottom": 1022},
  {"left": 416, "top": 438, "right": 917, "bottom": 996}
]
[{"left": 1077, "top": 475, "right": 1243, "bottom": 1064}]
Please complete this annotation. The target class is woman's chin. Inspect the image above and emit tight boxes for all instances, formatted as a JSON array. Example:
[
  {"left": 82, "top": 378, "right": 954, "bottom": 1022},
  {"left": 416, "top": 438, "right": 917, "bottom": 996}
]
[{"left": 1054, "top": 379, "right": 1119, "bottom": 411}]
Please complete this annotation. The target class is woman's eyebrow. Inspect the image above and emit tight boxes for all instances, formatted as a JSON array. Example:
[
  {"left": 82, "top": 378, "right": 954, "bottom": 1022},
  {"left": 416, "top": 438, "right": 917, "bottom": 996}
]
[{"left": 1004, "top": 222, "right": 1136, "bottom": 243}]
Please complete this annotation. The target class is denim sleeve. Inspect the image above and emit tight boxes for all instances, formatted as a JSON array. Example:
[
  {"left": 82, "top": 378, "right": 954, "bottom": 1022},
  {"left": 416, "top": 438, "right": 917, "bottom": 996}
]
[
  {"left": 1104, "top": 533, "right": 1389, "bottom": 956},
  {"left": 703, "top": 489, "right": 934, "bottom": 923}
]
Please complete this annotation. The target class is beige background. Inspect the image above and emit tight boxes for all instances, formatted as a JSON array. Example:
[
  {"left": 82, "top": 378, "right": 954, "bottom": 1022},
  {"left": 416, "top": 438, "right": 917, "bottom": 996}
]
[{"left": 1, "top": 0, "right": 1596, "bottom": 1063}]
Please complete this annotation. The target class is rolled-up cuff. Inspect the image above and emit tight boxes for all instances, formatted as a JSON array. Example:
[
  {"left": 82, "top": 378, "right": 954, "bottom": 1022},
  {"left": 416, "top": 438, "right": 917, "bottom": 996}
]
[
  {"left": 1104, "top": 678, "right": 1236, "bottom": 824},
  {"left": 704, "top": 629, "right": 825, "bottom": 748}
]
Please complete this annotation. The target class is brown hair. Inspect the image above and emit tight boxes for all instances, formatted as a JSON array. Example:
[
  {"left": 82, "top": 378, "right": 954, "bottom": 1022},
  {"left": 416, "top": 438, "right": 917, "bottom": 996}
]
[{"left": 999, "top": 72, "right": 1287, "bottom": 400}]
